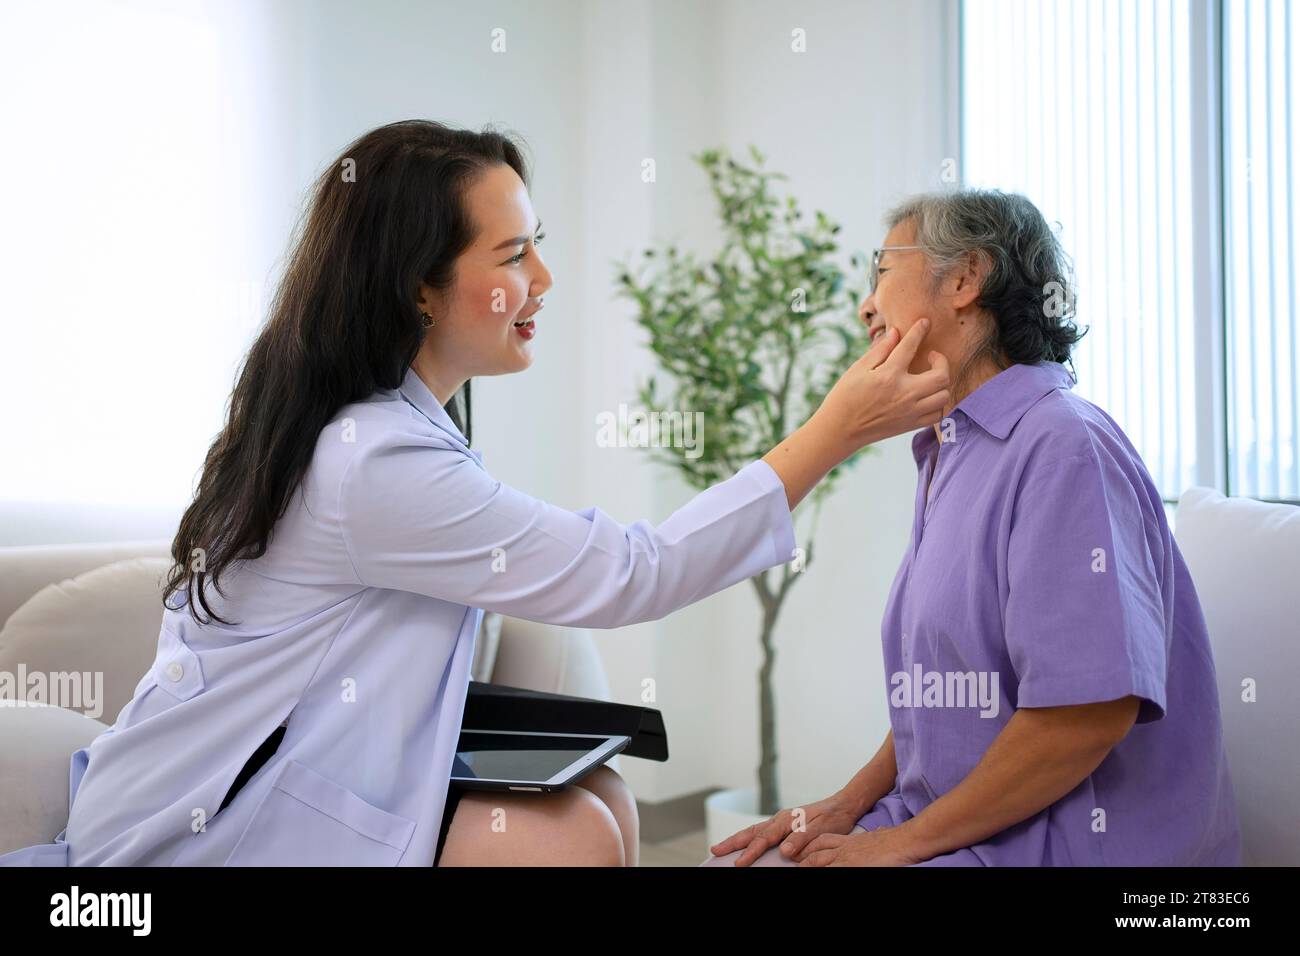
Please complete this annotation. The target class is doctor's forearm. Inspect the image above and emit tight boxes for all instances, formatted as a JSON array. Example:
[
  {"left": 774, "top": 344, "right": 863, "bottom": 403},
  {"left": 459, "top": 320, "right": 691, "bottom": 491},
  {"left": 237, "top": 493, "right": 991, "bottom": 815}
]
[
  {"left": 893, "top": 706, "right": 1131, "bottom": 862},
  {"left": 762, "top": 413, "right": 858, "bottom": 511},
  {"left": 762, "top": 319, "right": 950, "bottom": 510}
]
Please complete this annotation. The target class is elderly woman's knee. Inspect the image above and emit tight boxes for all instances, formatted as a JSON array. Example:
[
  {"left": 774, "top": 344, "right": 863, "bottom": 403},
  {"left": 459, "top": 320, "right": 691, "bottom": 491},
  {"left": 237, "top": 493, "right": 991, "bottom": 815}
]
[{"left": 699, "top": 844, "right": 798, "bottom": 867}]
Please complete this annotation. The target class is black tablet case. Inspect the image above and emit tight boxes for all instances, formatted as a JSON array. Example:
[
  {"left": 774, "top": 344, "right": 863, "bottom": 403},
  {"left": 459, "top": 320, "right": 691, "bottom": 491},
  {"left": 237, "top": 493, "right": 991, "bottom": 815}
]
[{"left": 461, "top": 681, "right": 669, "bottom": 762}]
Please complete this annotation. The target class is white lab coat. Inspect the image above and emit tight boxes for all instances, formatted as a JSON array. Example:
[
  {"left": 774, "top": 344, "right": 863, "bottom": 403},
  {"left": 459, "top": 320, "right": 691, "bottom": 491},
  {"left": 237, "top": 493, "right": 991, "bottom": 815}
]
[{"left": 0, "top": 366, "right": 796, "bottom": 865}]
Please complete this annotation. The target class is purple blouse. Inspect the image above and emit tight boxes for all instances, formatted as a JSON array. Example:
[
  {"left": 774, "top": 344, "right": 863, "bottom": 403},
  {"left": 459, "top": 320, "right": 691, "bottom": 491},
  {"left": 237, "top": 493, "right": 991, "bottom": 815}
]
[{"left": 855, "top": 360, "right": 1241, "bottom": 866}]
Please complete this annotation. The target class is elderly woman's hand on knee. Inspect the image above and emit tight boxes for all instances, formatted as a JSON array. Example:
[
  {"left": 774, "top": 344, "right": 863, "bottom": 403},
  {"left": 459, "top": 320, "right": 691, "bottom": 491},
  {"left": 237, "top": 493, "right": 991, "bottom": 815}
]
[{"left": 703, "top": 789, "right": 869, "bottom": 867}]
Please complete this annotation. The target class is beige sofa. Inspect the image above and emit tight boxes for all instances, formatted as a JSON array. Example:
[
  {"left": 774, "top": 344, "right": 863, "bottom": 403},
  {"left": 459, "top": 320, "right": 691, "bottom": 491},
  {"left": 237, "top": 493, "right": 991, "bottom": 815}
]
[
  {"left": 0, "top": 540, "right": 616, "bottom": 856},
  {"left": 5, "top": 486, "right": 1295, "bottom": 866},
  {"left": 1174, "top": 489, "right": 1300, "bottom": 866}
]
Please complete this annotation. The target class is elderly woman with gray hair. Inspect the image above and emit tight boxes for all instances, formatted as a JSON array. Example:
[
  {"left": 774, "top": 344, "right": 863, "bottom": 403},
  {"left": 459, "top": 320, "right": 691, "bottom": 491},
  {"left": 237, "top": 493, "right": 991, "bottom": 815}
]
[{"left": 703, "top": 189, "right": 1241, "bottom": 867}]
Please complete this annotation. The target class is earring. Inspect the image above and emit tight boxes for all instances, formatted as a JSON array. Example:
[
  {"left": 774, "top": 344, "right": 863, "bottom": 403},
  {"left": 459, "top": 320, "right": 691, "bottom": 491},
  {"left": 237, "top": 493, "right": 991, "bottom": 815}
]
[{"left": 421, "top": 311, "right": 435, "bottom": 329}]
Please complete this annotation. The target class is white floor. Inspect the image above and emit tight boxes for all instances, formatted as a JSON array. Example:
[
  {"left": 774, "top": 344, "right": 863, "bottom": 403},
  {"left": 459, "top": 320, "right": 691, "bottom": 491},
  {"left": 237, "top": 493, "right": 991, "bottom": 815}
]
[{"left": 639, "top": 828, "right": 712, "bottom": 867}]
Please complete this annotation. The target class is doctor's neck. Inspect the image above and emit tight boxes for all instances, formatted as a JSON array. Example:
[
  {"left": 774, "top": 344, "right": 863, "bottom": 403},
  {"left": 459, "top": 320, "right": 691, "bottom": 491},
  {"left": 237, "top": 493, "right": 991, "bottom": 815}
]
[{"left": 409, "top": 352, "right": 466, "bottom": 407}]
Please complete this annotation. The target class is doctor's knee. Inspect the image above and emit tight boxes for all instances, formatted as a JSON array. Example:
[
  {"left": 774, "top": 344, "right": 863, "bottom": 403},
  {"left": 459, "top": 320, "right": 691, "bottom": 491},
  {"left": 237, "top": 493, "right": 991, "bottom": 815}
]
[{"left": 439, "top": 787, "right": 624, "bottom": 866}]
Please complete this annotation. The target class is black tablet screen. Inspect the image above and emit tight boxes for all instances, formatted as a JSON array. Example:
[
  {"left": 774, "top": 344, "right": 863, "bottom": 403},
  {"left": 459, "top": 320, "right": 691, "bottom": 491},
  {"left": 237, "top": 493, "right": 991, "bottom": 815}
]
[{"left": 452, "top": 732, "right": 602, "bottom": 783}]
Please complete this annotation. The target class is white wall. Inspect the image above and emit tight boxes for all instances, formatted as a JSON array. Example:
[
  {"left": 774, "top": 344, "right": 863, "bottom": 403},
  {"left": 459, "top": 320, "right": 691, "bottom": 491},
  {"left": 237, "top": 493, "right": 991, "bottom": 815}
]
[
  {"left": 1, "top": 0, "right": 957, "bottom": 806},
  {"left": 573, "top": 0, "right": 959, "bottom": 804}
]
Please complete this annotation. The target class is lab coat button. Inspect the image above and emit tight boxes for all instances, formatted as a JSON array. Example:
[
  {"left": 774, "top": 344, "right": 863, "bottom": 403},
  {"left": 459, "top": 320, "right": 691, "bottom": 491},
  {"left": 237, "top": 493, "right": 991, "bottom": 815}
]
[{"left": 153, "top": 627, "right": 205, "bottom": 700}]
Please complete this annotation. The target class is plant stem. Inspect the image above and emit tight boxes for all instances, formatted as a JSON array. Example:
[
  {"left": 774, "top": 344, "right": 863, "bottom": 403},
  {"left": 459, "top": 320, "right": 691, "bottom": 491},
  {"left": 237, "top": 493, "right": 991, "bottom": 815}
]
[{"left": 751, "top": 570, "right": 785, "bottom": 816}]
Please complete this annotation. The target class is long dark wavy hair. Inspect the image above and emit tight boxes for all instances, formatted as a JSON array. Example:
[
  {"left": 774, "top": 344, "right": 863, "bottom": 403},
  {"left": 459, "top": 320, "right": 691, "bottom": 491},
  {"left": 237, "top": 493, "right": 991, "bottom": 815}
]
[{"left": 163, "top": 119, "right": 530, "bottom": 625}]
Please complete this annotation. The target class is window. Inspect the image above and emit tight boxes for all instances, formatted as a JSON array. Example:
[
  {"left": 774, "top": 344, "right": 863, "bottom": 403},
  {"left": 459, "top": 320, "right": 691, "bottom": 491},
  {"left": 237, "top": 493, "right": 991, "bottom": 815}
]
[
  {"left": 0, "top": 1, "right": 285, "bottom": 543},
  {"left": 961, "top": 0, "right": 1298, "bottom": 502},
  {"left": 1223, "top": 0, "right": 1299, "bottom": 499}
]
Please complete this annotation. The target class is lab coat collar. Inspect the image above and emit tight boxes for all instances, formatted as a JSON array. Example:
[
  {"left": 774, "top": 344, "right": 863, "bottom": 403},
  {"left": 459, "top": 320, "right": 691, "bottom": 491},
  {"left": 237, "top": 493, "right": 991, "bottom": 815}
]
[
  {"left": 910, "top": 360, "right": 1075, "bottom": 463},
  {"left": 398, "top": 366, "right": 469, "bottom": 446}
]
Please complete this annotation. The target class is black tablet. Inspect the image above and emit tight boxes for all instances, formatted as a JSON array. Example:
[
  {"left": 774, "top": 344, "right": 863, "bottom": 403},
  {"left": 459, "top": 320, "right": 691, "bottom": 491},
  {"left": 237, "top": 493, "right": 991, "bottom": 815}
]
[{"left": 450, "top": 729, "right": 630, "bottom": 793}]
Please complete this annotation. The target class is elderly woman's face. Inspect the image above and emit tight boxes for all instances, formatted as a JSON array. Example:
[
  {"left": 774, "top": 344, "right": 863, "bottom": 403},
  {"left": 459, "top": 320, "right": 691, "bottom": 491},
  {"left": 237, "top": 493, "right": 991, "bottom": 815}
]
[{"left": 858, "top": 218, "right": 984, "bottom": 377}]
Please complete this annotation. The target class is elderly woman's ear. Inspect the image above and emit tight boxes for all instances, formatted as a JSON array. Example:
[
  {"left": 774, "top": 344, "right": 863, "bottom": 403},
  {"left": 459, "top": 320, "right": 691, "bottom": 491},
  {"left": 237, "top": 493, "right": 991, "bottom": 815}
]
[{"left": 943, "top": 250, "right": 989, "bottom": 311}]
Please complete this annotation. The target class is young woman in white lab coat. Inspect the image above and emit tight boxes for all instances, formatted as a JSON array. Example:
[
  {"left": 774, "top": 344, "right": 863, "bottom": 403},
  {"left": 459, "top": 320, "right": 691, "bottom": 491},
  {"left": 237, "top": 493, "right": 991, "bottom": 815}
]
[{"left": 1, "top": 120, "right": 948, "bottom": 868}]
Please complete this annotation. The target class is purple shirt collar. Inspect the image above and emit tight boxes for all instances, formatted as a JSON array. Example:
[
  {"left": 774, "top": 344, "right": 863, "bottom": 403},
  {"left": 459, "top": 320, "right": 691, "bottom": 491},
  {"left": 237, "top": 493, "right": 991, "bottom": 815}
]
[{"left": 912, "top": 360, "right": 1076, "bottom": 462}]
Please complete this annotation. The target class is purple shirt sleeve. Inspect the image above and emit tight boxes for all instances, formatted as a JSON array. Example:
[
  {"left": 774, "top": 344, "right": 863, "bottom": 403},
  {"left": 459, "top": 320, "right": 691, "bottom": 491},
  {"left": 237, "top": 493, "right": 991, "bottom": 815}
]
[{"left": 1003, "top": 452, "right": 1169, "bottom": 722}]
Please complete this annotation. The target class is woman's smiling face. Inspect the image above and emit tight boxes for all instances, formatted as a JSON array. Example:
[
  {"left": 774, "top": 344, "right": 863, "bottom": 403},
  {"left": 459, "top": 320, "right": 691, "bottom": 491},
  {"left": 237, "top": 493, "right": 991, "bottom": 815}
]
[
  {"left": 418, "top": 162, "right": 552, "bottom": 380},
  {"left": 858, "top": 217, "right": 986, "bottom": 379},
  {"left": 858, "top": 219, "right": 938, "bottom": 375}
]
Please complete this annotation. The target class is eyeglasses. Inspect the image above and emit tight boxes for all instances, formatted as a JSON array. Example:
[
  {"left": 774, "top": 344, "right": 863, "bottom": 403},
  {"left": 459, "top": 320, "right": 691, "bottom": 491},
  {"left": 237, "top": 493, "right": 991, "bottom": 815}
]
[{"left": 870, "top": 245, "right": 924, "bottom": 293}]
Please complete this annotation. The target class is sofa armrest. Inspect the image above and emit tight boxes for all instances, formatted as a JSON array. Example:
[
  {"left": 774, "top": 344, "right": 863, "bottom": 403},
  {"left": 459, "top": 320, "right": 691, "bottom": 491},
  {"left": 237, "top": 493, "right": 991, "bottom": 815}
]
[
  {"left": 489, "top": 618, "right": 611, "bottom": 700},
  {"left": 0, "top": 704, "right": 108, "bottom": 854},
  {"left": 487, "top": 618, "right": 620, "bottom": 774}
]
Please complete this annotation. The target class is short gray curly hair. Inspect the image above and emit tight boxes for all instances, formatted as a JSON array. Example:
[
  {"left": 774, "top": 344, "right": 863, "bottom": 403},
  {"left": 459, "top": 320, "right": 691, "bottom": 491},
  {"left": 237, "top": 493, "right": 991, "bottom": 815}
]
[{"left": 886, "top": 189, "right": 1084, "bottom": 365}]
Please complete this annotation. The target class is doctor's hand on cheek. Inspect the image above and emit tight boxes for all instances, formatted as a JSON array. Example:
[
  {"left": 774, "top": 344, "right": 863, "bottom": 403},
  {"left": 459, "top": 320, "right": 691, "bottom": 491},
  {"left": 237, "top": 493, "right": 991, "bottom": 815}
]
[{"left": 761, "top": 318, "right": 950, "bottom": 511}]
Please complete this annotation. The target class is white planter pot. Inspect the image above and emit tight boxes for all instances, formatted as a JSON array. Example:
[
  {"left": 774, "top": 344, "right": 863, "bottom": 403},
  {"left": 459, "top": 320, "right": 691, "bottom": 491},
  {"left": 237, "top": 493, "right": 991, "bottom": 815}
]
[{"left": 704, "top": 787, "right": 770, "bottom": 849}]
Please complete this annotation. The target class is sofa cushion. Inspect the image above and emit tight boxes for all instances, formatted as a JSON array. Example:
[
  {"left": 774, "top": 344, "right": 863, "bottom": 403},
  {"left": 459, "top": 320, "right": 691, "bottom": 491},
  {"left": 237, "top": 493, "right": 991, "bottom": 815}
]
[
  {"left": 1175, "top": 486, "right": 1300, "bottom": 866},
  {"left": 0, "top": 557, "right": 169, "bottom": 723},
  {"left": 0, "top": 555, "right": 510, "bottom": 724}
]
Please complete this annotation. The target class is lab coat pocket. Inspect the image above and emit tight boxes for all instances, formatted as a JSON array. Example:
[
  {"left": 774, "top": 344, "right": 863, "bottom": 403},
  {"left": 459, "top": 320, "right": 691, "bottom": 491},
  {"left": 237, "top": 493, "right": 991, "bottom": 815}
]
[{"left": 224, "top": 758, "right": 416, "bottom": 866}]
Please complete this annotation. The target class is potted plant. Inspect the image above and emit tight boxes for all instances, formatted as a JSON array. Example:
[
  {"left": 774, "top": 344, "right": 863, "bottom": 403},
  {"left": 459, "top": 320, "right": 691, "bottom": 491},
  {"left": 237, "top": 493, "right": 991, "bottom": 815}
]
[{"left": 615, "top": 146, "right": 873, "bottom": 839}]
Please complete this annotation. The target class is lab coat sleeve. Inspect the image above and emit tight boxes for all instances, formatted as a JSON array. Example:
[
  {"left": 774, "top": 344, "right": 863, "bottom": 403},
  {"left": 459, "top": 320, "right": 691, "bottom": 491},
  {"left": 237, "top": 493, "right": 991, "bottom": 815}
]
[{"left": 338, "top": 439, "right": 797, "bottom": 628}]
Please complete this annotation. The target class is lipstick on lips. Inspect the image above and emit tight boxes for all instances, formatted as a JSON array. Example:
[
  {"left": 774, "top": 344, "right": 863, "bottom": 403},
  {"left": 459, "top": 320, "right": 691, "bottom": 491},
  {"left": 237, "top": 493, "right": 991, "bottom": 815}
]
[{"left": 513, "top": 298, "right": 542, "bottom": 340}]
